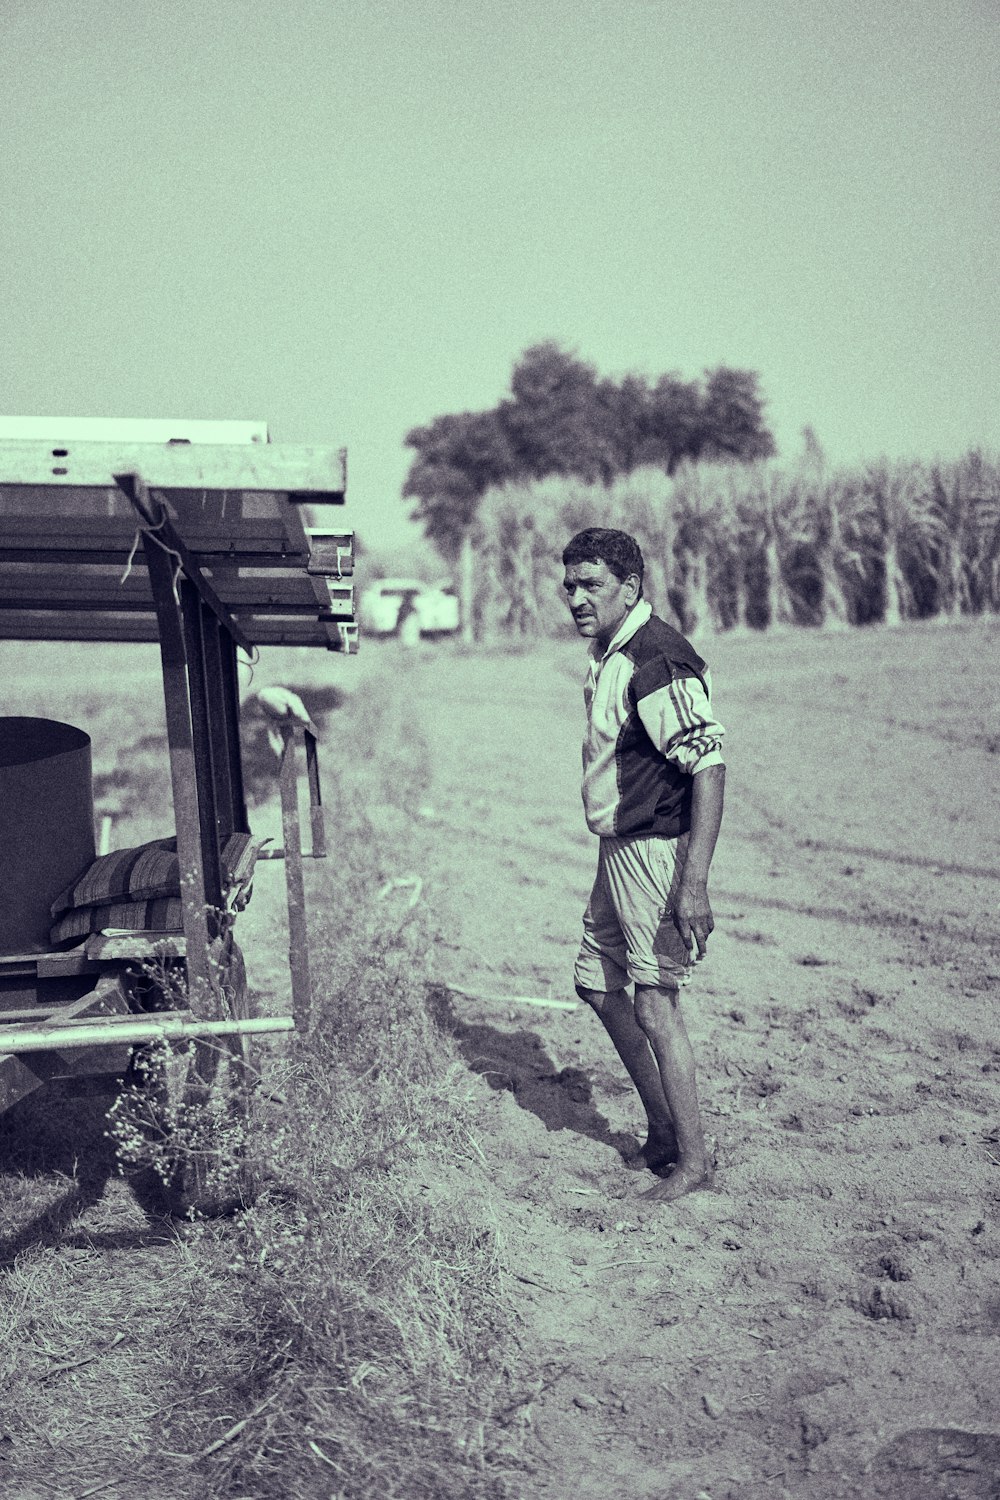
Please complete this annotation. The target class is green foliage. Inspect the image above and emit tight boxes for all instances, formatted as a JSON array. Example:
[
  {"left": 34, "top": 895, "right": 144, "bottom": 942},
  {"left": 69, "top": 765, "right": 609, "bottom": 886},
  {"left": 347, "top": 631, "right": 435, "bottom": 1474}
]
[
  {"left": 403, "top": 342, "right": 775, "bottom": 554},
  {"left": 402, "top": 408, "right": 516, "bottom": 556},
  {"left": 471, "top": 451, "right": 1000, "bottom": 638}
]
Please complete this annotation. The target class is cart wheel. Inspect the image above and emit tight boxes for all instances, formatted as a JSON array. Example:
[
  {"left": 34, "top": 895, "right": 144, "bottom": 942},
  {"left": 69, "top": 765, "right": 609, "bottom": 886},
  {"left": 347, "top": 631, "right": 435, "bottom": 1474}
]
[{"left": 123, "top": 937, "right": 262, "bottom": 1219}]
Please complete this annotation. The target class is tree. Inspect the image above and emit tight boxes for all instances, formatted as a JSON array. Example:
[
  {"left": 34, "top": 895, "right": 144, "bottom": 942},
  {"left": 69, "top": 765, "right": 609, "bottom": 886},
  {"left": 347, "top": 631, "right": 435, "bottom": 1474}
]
[
  {"left": 694, "top": 367, "right": 776, "bottom": 465},
  {"left": 402, "top": 409, "right": 515, "bottom": 556},
  {"left": 596, "top": 372, "right": 651, "bottom": 476},
  {"left": 498, "top": 342, "right": 618, "bottom": 484},
  {"left": 644, "top": 374, "right": 704, "bottom": 474},
  {"left": 402, "top": 344, "right": 777, "bottom": 558}
]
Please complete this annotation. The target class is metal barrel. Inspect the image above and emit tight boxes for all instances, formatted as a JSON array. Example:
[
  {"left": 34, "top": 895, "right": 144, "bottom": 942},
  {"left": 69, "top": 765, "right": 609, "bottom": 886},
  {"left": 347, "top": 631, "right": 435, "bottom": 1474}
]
[{"left": 0, "top": 718, "right": 96, "bottom": 954}]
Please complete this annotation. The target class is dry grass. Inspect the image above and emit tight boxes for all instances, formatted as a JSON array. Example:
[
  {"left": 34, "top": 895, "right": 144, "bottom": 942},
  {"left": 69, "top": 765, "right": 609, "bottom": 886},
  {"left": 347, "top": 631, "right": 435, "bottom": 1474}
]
[{"left": 0, "top": 647, "right": 537, "bottom": 1499}]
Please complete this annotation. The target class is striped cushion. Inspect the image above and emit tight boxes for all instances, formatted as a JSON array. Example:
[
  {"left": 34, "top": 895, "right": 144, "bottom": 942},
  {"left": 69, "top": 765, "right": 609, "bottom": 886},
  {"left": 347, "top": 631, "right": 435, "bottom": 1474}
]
[
  {"left": 51, "top": 838, "right": 178, "bottom": 916},
  {"left": 50, "top": 833, "right": 259, "bottom": 916},
  {"left": 50, "top": 896, "right": 184, "bottom": 945}
]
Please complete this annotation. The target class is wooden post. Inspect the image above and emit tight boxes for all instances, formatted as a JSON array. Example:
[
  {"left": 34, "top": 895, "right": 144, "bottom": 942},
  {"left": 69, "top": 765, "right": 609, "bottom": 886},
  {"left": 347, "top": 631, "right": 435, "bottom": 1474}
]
[
  {"left": 181, "top": 584, "right": 223, "bottom": 913},
  {"left": 219, "top": 631, "right": 250, "bottom": 834},
  {"left": 141, "top": 536, "right": 215, "bottom": 1013},
  {"left": 460, "top": 528, "right": 475, "bottom": 645},
  {"left": 304, "top": 729, "right": 326, "bottom": 858},
  {"left": 201, "top": 612, "right": 238, "bottom": 839},
  {"left": 278, "top": 726, "right": 311, "bottom": 1031}
]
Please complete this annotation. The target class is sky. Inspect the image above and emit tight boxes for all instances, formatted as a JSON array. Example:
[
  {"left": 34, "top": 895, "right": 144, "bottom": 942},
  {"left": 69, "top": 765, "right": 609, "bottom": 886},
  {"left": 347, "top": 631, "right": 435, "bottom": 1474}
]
[{"left": 1, "top": 0, "right": 997, "bottom": 553}]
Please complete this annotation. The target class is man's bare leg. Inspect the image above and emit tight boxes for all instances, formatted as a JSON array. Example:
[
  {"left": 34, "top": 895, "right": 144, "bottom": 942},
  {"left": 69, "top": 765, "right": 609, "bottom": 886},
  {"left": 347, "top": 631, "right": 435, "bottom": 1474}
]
[
  {"left": 632, "top": 983, "right": 713, "bottom": 1202},
  {"left": 576, "top": 984, "right": 678, "bottom": 1168}
]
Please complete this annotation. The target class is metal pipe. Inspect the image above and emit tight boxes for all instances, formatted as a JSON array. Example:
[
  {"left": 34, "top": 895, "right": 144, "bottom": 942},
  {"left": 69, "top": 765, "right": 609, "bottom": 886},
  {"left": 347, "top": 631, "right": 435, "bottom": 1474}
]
[{"left": 0, "top": 1015, "right": 294, "bottom": 1054}]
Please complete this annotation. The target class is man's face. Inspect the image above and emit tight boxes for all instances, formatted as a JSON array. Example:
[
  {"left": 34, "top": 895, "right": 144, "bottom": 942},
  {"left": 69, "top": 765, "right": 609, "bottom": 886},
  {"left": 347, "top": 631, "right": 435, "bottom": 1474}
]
[{"left": 563, "top": 559, "right": 640, "bottom": 647}]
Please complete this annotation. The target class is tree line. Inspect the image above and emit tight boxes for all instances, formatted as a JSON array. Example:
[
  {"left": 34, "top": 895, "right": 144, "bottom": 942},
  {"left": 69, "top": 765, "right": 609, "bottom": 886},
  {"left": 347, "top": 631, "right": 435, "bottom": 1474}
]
[
  {"left": 401, "top": 344, "right": 998, "bottom": 638},
  {"left": 402, "top": 342, "right": 775, "bottom": 555}
]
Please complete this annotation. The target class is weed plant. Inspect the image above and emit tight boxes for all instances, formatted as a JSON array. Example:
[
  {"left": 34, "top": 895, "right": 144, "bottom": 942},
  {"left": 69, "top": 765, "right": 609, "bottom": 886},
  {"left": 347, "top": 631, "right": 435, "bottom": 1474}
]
[
  {"left": 0, "top": 670, "right": 536, "bottom": 1498},
  {"left": 142, "top": 757, "right": 536, "bottom": 1496}
]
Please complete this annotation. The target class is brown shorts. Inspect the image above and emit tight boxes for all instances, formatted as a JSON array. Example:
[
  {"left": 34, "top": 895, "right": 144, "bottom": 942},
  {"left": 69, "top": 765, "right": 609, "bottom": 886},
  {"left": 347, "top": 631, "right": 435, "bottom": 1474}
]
[{"left": 574, "top": 832, "right": 693, "bottom": 992}]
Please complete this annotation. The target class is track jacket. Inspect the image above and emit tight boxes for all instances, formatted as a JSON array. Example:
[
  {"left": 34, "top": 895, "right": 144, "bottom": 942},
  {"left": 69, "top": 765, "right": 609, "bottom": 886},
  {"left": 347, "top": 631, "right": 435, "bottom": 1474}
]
[{"left": 581, "top": 600, "right": 725, "bottom": 839}]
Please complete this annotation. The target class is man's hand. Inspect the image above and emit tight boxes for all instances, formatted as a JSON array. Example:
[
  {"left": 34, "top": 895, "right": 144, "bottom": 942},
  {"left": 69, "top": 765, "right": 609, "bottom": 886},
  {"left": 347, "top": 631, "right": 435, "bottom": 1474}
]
[{"left": 673, "top": 876, "right": 715, "bottom": 961}]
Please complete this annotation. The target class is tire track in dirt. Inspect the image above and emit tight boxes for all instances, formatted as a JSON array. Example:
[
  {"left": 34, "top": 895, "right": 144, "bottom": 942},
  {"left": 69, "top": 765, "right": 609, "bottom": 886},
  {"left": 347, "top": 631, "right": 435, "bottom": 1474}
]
[{"left": 370, "top": 629, "right": 1000, "bottom": 1500}]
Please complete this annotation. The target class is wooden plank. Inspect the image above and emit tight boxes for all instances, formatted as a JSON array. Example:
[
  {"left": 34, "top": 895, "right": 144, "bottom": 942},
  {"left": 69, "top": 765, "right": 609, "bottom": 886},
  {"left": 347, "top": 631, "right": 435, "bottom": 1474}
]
[
  {"left": 0, "top": 612, "right": 357, "bottom": 647},
  {"left": 86, "top": 932, "right": 186, "bottom": 961},
  {"left": 116, "top": 471, "right": 256, "bottom": 656},
  {"left": 219, "top": 630, "right": 249, "bottom": 834},
  {"left": 37, "top": 951, "right": 101, "bottom": 979},
  {"left": 0, "top": 565, "right": 337, "bottom": 612},
  {"left": 280, "top": 494, "right": 352, "bottom": 626},
  {"left": 202, "top": 614, "right": 239, "bottom": 838},
  {"left": 0, "top": 513, "right": 308, "bottom": 563},
  {"left": 307, "top": 531, "right": 355, "bottom": 577},
  {"left": 0, "top": 950, "right": 99, "bottom": 979},
  {"left": 304, "top": 729, "right": 326, "bottom": 859},
  {"left": 0, "top": 1005, "right": 64, "bottom": 1023},
  {"left": 0, "top": 972, "right": 131, "bottom": 1115},
  {"left": 0, "top": 614, "right": 163, "bottom": 643},
  {"left": 0, "top": 416, "right": 268, "bottom": 444},
  {"left": 0, "top": 441, "right": 347, "bottom": 497}
]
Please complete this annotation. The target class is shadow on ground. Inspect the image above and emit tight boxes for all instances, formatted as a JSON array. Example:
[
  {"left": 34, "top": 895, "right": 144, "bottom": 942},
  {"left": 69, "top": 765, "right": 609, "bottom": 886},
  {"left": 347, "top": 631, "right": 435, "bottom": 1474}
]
[
  {"left": 863, "top": 1428, "right": 1000, "bottom": 1499},
  {"left": 426, "top": 984, "right": 638, "bottom": 1161},
  {"left": 0, "top": 1079, "right": 175, "bottom": 1265}
]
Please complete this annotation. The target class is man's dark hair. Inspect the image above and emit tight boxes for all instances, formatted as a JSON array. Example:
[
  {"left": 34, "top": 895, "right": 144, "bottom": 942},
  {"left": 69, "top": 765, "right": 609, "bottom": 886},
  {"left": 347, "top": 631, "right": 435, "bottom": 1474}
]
[{"left": 562, "top": 528, "right": 644, "bottom": 594}]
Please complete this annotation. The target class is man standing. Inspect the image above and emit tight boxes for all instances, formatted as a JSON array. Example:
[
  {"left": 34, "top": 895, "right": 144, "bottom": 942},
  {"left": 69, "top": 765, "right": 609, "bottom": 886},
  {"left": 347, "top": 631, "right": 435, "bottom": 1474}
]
[{"left": 564, "top": 527, "right": 725, "bottom": 1203}]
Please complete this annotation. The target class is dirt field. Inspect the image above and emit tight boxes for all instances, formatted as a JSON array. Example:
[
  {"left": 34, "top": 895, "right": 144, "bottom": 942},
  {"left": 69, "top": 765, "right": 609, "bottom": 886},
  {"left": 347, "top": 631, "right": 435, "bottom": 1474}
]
[
  {"left": 1, "top": 619, "right": 999, "bottom": 1499},
  {"left": 349, "top": 622, "right": 1000, "bottom": 1499}
]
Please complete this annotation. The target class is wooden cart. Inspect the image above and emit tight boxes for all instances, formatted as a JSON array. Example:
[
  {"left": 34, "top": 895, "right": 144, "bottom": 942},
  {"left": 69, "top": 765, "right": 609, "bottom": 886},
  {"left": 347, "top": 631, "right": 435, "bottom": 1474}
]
[{"left": 0, "top": 417, "right": 356, "bottom": 1211}]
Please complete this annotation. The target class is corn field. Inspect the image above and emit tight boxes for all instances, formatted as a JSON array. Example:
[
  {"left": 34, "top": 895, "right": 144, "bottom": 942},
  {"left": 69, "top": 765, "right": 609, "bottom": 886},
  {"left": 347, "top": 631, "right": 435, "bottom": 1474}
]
[{"left": 471, "top": 450, "right": 1000, "bottom": 639}]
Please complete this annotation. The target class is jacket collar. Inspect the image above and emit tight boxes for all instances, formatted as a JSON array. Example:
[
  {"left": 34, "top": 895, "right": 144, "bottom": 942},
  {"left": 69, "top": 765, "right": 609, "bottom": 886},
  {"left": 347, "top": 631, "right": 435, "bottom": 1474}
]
[{"left": 591, "top": 599, "right": 652, "bottom": 662}]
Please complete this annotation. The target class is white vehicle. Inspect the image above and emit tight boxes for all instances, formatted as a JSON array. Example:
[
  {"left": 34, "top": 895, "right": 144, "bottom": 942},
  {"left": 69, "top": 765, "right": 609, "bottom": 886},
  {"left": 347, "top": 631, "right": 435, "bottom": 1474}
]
[{"left": 359, "top": 577, "right": 460, "bottom": 636}]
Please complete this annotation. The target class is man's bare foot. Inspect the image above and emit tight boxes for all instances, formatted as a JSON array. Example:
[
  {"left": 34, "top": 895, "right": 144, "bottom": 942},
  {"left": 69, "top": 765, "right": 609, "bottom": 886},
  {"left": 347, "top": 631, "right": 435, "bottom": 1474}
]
[
  {"left": 637, "top": 1160, "right": 714, "bottom": 1202},
  {"left": 622, "top": 1129, "right": 678, "bottom": 1173}
]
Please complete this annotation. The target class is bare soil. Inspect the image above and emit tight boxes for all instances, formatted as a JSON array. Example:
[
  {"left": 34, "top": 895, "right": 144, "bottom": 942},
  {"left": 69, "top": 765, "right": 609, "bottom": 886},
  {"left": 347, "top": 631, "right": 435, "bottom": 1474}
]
[
  {"left": 360, "top": 622, "right": 1000, "bottom": 1500},
  {"left": 2, "top": 620, "right": 999, "bottom": 1499}
]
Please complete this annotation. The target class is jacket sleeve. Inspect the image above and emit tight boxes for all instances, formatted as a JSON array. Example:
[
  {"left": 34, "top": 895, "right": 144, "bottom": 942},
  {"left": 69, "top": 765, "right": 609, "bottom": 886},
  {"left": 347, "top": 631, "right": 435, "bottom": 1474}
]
[{"left": 635, "top": 669, "right": 725, "bottom": 776}]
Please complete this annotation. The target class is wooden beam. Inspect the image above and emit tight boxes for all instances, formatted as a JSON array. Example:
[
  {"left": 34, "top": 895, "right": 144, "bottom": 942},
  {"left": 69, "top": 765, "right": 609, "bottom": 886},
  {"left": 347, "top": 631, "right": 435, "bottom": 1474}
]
[
  {"left": 0, "top": 612, "right": 355, "bottom": 647},
  {"left": 0, "top": 567, "right": 346, "bottom": 612},
  {"left": 0, "top": 514, "right": 309, "bottom": 565},
  {"left": 0, "top": 615, "right": 162, "bottom": 643},
  {"left": 201, "top": 614, "right": 242, "bottom": 838},
  {"left": 114, "top": 472, "right": 255, "bottom": 655},
  {"left": 280, "top": 495, "right": 354, "bottom": 626},
  {"left": 142, "top": 534, "right": 216, "bottom": 1012},
  {"left": 0, "top": 950, "right": 99, "bottom": 980},
  {"left": 306, "top": 531, "right": 355, "bottom": 577},
  {"left": 221, "top": 631, "right": 249, "bottom": 833},
  {"left": 85, "top": 932, "right": 185, "bottom": 961},
  {"left": 0, "top": 440, "right": 346, "bottom": 497},
  {"left": 0, "top": 416, "right": 268, "bottom": 444},
  {"left": 181, "top": 584, "right": 224, "bottom": 912},
  {"left": 304, "top": 729, "right": 326, "bottom": 859},
  {"left": 0, "top": 973, "right": 131, "bottom": 1115}
]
